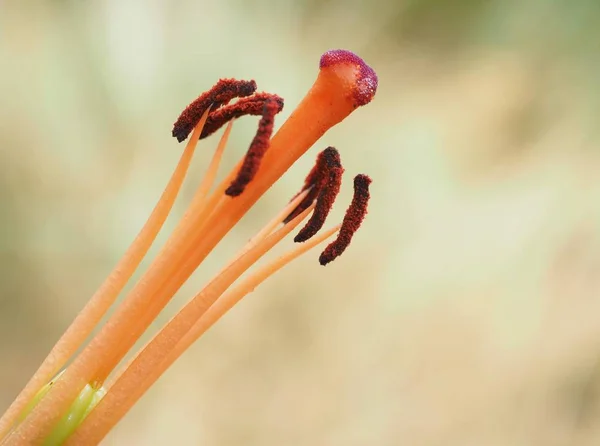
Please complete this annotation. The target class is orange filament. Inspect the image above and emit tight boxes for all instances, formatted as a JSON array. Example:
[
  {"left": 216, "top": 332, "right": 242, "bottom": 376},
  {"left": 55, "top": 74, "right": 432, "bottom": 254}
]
[
  {"left": 245, "top": 188, "right": 312, "bottom": 250},
  {"left": 3, "top": 117, "right": 230, "bottom": 445},
  {"left": 92, "top": 181, "right": 307, "bottom": 385},
  {"left": 0, "top": 108, "right": 210, "bottom": 440},
  {"left": 187, "top": 121, "right": 233, "bottom": 215},
  {"left": 69, "top": 223, "right": 339, "bottom": 445},
  {"left": 163, "top": 226, "right": 339, "bottom": 377},
  {"left": 90, "top": 187, "right": 312, "bottom": 398},
  {"left": 92, "top": 122, "right": 233, "bottom": 385},
  {"left": 173, "top": 225, "right": 340, "bottom": 366},
  {"left": 67, "top": 205, "right": 315, "bottom": 444}
]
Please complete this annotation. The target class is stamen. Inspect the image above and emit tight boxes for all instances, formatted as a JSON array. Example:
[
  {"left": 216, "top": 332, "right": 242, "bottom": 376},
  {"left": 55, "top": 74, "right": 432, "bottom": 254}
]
[
  {"left": 294, "top": 148, "right": 343, "bottom": 242},
  {"left": 285, "top": 147, "right": 341, "bottom": 224},
  {"left": 172, "top": 79, "right": 257, "bottom": 142},
  {"left": 6, "top": 50, "right": 378, "bottom": 445},
  {"left": 200, "top": 92, "right": 284, "bottom": 140},
  {"left": 226, "top": 99, "right": 281, "bottom": 197},
  {"left": 319, "top": 174, "right": 371, "bottom": 265}
]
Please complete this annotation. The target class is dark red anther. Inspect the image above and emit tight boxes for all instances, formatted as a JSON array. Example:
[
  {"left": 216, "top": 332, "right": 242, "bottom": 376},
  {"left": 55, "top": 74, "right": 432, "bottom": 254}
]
[
  {"left": 200, "top": 93, "right": 284, "bottom": 140},
  {"left": 284, "top": 147, "right": 339, "bottom": 223},
  {"left": 319, "top": 174, "right": 371, "bottom": 265},
  {"left": 294, "top": 149, "right": 343, "bottom": 242},
  {"left": 172, "top": 79, "right": 257, "bottom": 142},
  {"left": 225, "top": 98, "right": 281, "bottom": 197}
]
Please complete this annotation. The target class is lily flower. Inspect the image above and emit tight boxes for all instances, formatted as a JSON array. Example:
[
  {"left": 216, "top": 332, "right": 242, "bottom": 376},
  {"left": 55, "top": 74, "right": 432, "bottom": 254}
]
[{"left": 0, "top": 49, "right": 377, "bottom": 445}]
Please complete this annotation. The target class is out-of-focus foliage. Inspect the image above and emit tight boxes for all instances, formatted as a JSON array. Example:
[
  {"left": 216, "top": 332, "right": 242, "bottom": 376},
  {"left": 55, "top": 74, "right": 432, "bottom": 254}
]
[{"left": 2, "top": 0, "right": 600, "bottom": 444}]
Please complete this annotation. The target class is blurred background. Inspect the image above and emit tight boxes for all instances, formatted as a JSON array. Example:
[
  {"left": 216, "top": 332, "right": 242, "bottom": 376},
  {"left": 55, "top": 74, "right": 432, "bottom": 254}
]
[{"left": 2, "top": 0, "right": 600, "bottom": 444}]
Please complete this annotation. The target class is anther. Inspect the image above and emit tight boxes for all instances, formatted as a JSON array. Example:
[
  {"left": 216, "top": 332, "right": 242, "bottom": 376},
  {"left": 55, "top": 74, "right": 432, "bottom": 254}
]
[
  {"left": 200, "top": 93, "right": 284, "bottom": 140},
  {"left": 225, "top": 98, "right": 281, "bottom": 197},
  {"left": 172, "top": 79, "right": 257, "bottom": 142},
  {"left": 294, "top": 149, "right": 343, "bottom": 242},
  {"left": 284, "top": 147, "right": 339, "bottom": 223},
  {"left": 319, "top": 174, "right": 371, "bottom": 265}
]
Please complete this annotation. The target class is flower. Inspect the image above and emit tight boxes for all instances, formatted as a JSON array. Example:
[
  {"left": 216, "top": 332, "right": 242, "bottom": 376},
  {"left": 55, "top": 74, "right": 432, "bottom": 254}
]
[{"left": 0, "top": 49, "right": 377, "bottom": 445}]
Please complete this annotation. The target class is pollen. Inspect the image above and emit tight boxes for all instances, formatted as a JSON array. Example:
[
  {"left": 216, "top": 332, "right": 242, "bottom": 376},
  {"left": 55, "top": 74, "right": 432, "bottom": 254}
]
[
  {"left": 172, "top": 78, "right": 257, "bottom": 142},
  {"left": 284, "top": 147, "right": 339, "bottom": 223},
  {"left": 319, "top": 174, "right": 371, "bottom": 265}
]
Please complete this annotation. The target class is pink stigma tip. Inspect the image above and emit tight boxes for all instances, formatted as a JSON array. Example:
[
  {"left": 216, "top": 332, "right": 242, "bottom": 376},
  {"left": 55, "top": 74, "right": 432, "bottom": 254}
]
[{"left": 319, "top": 49, "right": 378, "bottom": 107}]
